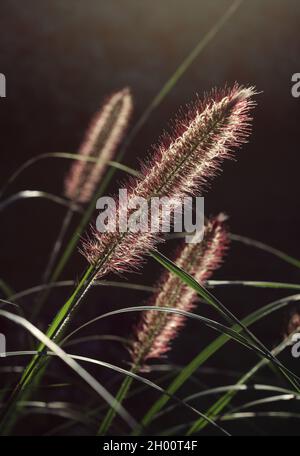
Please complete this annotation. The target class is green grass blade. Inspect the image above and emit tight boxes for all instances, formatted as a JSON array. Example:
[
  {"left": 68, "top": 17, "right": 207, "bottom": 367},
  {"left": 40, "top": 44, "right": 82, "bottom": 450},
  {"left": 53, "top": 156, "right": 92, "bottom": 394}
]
[
  {"left": 60, "top": 305, "right": 276, "bottom": 357},
  {"left": 0, "top": 309, "right": 137, "bottom": 435},
  {"left": 154, "top": 384, "right": 300, "bottom": 421},
  {"left": 69, "top": 355, "right": 230, "bottom": 436},
  {"left": 186, "top": 331, "right": 295, "bottom": 434},
  {"left": 0, "top": 153, "right": 139, "bottom": 197},
  {"left": 0, "top": 400, "right": 98, "bottom": 430},
  {"left": 228, "top": 394, "right": 299, "bottom": 415},
  {"left": 2, "top": 348, "right": 229, "bottom": 435},
  {"left": 221, "top": 411, "right": 300, "bottom": 422},
  {"left": 136, "top": 293, "right": 300, "bottom": 434},
  {"left": 151, "top": 251, "right": 299, "bottom": 387},
  {"left": 0, "top": 190, "right": 82, "bottom": 213},
  {"left": 231, "top": 233, "right": 300, "bottom": 269}
]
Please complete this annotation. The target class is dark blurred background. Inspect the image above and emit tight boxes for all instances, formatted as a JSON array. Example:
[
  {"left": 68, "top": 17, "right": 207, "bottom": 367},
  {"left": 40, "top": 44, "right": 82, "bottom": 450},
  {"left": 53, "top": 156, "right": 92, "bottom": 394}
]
[{"left": 1, "top": 0, "right": 300, "bottom": 435}]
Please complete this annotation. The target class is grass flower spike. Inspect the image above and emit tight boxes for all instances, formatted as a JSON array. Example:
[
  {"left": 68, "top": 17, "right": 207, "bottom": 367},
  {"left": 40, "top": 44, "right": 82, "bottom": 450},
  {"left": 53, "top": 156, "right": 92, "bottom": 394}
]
[
  {"left": 38, "top": 88, "right": 132, "bottom": 296},
  {"left": 82, "top": 84, "right": 256, "bottom": 278},
  {"left": 130, "top": 214, "right": 229, "bottom": 369},
  {"left": 64, "top": 88, "right": 133, "bottom": 204}
]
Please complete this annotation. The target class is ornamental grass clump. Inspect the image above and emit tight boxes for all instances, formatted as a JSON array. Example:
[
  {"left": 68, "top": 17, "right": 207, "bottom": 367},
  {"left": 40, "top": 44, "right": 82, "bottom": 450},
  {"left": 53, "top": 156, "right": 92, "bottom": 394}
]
[{"left": 1, "top": 84, "right": 256, "bottom": 435}]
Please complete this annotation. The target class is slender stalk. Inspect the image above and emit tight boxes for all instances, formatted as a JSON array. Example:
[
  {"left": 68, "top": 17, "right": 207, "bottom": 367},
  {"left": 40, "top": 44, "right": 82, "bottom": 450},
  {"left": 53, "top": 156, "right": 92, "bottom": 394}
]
[
  {"left": 43, "top": 207, "right": 74, "bottom": 287},
  {"left": 98, "top": 373, "right": 135, "bottom": 435},
  {"left": 32, "top": 207, "right": 75, "bottom": 321},
  {"left": 134, "top": 293, "right": 300, "bottom": 435}
]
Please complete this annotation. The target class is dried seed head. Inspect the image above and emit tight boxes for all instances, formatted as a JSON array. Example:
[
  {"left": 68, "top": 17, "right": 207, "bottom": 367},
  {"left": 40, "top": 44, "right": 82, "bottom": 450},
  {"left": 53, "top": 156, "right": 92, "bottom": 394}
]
[
  {"left": 130, "top": 215, "right": 229, "bottom": 369},
  {"left": 81, "top": 84, "right": 256, "bottom": 278},
  {"left": 64, "top": 88, "right": 133, "bottom": 203}
]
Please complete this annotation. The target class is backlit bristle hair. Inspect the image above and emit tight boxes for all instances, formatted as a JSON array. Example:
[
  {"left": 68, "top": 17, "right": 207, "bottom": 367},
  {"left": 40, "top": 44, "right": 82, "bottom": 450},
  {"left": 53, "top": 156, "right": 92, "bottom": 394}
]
[
  {"left": 81, "top": 84, "right": 256, "bottom": 278},
  {"left": 64, "top": 87, "right": 133, "bottom": 203},
  {"left": 130, "top": 215, "right": 229, "bottom": 369}
]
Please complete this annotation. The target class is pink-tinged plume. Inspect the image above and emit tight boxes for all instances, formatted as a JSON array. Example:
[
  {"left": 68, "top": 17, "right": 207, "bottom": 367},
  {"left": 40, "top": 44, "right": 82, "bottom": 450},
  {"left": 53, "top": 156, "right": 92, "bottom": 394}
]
[
  {"left": 130, "top": 215, "right": 229, "bottom": 369},
  {"left": 81, "top": 84, "right": 256, "bottom": 278},
  {"left": 64, "top": 88, "right": 133, "bottom": 203}
]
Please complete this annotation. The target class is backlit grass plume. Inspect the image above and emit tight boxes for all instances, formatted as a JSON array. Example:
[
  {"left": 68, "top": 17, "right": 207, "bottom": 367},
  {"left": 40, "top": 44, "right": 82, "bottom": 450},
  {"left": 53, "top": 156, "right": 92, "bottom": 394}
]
[
  {"left": 64, "top": 87, "right": 133, "bottom": 204},
  {"left": 130, "top": 214, "right": 229, "bottom": 369},
  {"left": 82, "top": 84, "right": 256, "bottom": 278},
  {"left": 285, "top": 311, "right": 300, "bottom": 337}
]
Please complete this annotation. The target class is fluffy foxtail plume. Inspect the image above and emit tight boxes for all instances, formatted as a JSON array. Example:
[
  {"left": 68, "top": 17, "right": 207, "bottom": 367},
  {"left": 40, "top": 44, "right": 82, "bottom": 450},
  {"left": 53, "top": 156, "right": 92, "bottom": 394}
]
[
  {"left": 64, "top": 88, "right": 133, "bottom": 203},
  {"left": 130, "top": 215, "right": 229, "bottom": 369},
  {"left": 82, "top": 84, "right": 256, "bottom": 278}
]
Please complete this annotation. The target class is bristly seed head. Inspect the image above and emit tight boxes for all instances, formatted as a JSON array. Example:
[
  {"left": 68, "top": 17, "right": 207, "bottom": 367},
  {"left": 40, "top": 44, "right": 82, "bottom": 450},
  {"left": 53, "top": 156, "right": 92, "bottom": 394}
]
[
  {"left": 130, "top": 214, "right": 229, "bottom": 370},
  {"left": 64, "top": 88, "right": 133, "bottom": 204},
  {"left": 81, "top": 84, "right": 256, "bottom": 278}
]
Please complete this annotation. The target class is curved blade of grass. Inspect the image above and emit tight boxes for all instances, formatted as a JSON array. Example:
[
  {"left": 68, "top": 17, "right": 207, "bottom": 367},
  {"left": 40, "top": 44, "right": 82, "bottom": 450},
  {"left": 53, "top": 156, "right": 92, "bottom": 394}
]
[
  {"left": 228, "top": 394, "right": 299, "bottom": 415},
  {"left": 13, "top": 278, "right": 300, "bottom": 309},
  {"left": 9, "top": 280, "right": 155, "bottom": 303},
  {"left": 2, "top": 349, "right": 229, "bottom": 435},
  {"left": 45, "top": 371, "right": 177, "bottom": 436},
  {"left": 0, "top": 190, "right": 82, "bottom": 213},
  {"left": 151, "top": 251, "right": 300, "bottom": 388},
  {"left": 0, "top": 260, "right": 154, "bottom": 432},
  {"left": 208, "top": 280, "right": 300, "bottom": 291},
  {"left": 0, "top": 153, "right": 140, "bottom": 197},
  {"left": 0, "top": 400, "right": 98, "bottom": 430},
  {"left": 154, "top": 384, "right": 300, "bottom": 421},
  {"left": 60, "top": 305, "right": 275, "bottom": 358},
  {"left": 230, "top": 233, "right": 300, "bottom": 269},
  {"left": 32, "top": 0, "right": 244, "bottom": 295},
  {"left": 136, "top": 293, "right": 300, "bottom": 435},
  {"left": 60, "top": 301, "right": 297, "bottom": 433},
  {"left": 69, "top": 354, "right": 229, "bottom": 435},
  {"left": 59, "top": 302, "right": 300, "bottom": 433},
  {"left": 0, "top": 298, "right": 20, "bottom": 311},
  {"left": 170, "top": 232, "right": 300, "bottom": 270},
  {"left": 186, "top": 330, "right": 296, "bottom": 435},
  {"left": 0, "top": 309, "right": 137, "bottom": 435},
  {"left": 63, "top": 334, "right": 130, "bottom": 348},
  {"left": 221, "top": 411, "right": 300, "bottom": 422},
  {"left": 126, "top": 0, "right": 243, "bottom": 138},
  {"left": 61, "top": 304, "right": 300, "bottom": 385}
]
